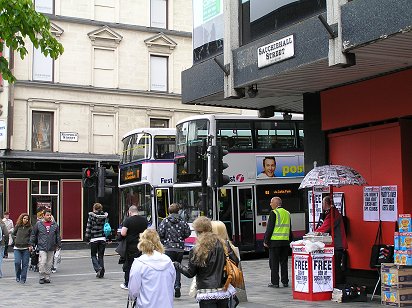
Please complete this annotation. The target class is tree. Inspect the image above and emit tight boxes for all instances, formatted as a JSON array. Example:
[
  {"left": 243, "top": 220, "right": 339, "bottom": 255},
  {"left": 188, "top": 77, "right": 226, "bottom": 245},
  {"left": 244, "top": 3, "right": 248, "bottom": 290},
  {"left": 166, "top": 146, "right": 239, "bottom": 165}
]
[{"left": 0, "top": 0, "right": 64, "bottom": 83}]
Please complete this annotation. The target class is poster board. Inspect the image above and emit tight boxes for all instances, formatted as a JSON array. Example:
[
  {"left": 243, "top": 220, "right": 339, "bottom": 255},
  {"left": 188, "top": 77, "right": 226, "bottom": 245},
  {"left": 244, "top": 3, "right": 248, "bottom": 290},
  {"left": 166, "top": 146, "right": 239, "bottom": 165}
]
[
  {"left": 362, "top": 185, "right": 398, "bottom": 222},
  {"left": 293, "top": 254, "right": 309, "bottom": 293},
  {"left": 312, "top": 248, "right": 334, "bottom": 293},
  {"left": 308, "top": 189, "right": 344, "bottom": 232}
]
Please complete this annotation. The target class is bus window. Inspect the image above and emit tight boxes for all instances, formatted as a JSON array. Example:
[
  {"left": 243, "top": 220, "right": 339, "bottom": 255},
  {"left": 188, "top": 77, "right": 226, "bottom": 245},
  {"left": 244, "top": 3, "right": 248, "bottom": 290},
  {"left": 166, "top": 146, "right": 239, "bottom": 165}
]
[
  {"left": 121, "top": 135, "right": 133, "bottom": 164},
  {"left": 255, "top": 121, "right": 296, "bottom": 150},
  {"left": 120, "top": 185, "right": 153, "bottom": 225},
  {"left": 217, "top": 121, "right": 252, "bottom": 150},
  {"left": 218, "top": 188, "right": 233, "bottom": 240},
  {"left": 255, "top": 184, "right": 302, "bottom": 215},
  {"left": 130, "top": 133, "right": 151, "bottom": 161},
  {"left": 173, "top": 186, "right": 213, "bottom": 222},
  {"left": 154, "top": 135, "right": 175, "bottom": 159}
]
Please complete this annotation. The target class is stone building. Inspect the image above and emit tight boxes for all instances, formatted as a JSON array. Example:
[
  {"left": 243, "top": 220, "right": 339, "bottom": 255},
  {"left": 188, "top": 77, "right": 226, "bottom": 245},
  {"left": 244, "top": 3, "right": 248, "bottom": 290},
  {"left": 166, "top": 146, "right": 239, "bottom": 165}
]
[{"left": 0, "top": 0, "right": 239, "bottom": 241}]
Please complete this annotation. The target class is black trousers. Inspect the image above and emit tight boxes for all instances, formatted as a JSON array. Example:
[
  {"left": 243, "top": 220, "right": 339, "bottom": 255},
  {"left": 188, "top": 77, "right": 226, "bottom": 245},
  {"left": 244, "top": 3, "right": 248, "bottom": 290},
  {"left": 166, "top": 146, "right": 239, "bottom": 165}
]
[
  {"left": 334, "top": 249, "right": 346, "bottom": 285},
  {"left": 199, "top": 298, "right": 229, "bottom": 308},
  {"left": 123, "top": 249, "right": 141, "bottom": 287},
  {"left": 164, "top": 250, "right": 184, "bottom": 289},
  {"left": 269, "top": 246, "right": 289, "bottom": 285}
]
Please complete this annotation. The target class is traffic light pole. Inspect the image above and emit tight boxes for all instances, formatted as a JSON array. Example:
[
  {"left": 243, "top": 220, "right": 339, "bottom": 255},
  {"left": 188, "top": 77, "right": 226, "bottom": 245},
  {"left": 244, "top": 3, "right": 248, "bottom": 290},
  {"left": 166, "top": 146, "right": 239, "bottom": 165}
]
[{"left": 201, "top": 139, "right": 208, "bottom": 215}]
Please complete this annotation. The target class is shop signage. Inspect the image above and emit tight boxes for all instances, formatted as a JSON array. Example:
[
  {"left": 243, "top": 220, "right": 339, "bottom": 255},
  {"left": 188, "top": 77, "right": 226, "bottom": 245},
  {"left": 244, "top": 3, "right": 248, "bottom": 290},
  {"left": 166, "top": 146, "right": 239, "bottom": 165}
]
[
  {"left": 60, "top": 132, "right": 79, "bottom": 142},
  {"left": 294, "top": 254, "right": 309, "bottom": 293},
  {"left": 257, "top": 34, "right": 295, "bottom": 68}
]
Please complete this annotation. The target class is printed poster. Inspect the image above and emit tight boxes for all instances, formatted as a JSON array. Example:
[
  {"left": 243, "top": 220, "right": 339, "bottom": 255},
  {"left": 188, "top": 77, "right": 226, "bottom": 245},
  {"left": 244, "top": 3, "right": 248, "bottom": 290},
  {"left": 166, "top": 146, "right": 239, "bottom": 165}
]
[
  {"left": 293, "top": 254, "right": 309, "bottom": 293},
  {"left": 363, "top": 186, "right": 380, "bottom": 221},
  {"left": 380, "top": 185, "right": 398, "bottom": 222},
  {"left": 312, "top": 253, "right": 334, "bottom": 293},
  {"left": 308, "top": 189, "right": 344, "bottom": 232}
]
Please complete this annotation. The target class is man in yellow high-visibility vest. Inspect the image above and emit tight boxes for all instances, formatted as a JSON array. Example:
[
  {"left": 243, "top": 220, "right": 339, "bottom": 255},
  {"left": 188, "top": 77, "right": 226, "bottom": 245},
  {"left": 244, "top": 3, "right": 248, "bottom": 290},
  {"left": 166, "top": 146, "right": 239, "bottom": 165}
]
[{"left": 264, "top": 197, "right": 293, "bottom": 288}]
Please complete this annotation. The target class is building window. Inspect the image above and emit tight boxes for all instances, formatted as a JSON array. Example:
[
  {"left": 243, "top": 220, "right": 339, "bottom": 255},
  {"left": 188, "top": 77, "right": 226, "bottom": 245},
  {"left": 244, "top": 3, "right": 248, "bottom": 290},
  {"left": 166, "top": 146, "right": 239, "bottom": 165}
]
[
  {"left": 150, "top": 55, "right": 168, "bottom": 92},
  {"left": 32, "top": 111, "right": 53, "bottom": 151},
  {"left": 34, "top": 0, "right": 54, "bottom": 14},
  {"left": 151, "top": 0, "right": 167, "bottom": 29},
  {"left": 150, "top": 118, "right": 169, "bottom": 128},
  {"left": 31, "top": 180, "right": 59, "bottom": 222},
  {"left": 33, "top": 47, "right": 54, "bottom": 82},
  {"left": 240, "top": 0, "right": 326, "bottom": 45},
  {"left": 95, "top": 0, "right": 116, "bottom": 22},
  {"left": 92, "top": 113, "right": 116, "bottom": 154},
  {"left": 93, "top": 48, "right": 115, "bottom": 88}
]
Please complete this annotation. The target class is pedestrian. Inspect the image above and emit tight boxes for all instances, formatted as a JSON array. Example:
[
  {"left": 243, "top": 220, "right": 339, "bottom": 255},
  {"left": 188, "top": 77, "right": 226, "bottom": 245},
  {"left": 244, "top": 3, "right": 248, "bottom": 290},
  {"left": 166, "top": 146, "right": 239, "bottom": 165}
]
[
  {"left": 85, "top": 202, "right": 108, "bottom": 278},
  {"left": 128, "top": 229, "right": 176, "bottom": 308},
  {"left": 175, "top": 216, "right": 233, "bottom": 308},
  {"left": 2, "top": 211, "right": 14, "bottom": 258},
  {"left": 12, "top": 213, "right": 33, "bottom": 283},
  {"left": 30, "top": 208, "right": 61, "bottom": 284},
  {"left": 120, "top": 205, "right": 148, "bottom": 290},
  {"left": 158, "top": 203, "right": 191, "bottom": 298},
  {"left": 211, "top": 220, "right": 240, "bottom": 308},
  {"left": 264, "top": 196, "right": 293, "bottom": 288},
  {"left": 315, "top": 196, "right": 348, "bottom": 285},
  {"left": 0, "top": 217, "right": 10, "bottom": 278}
]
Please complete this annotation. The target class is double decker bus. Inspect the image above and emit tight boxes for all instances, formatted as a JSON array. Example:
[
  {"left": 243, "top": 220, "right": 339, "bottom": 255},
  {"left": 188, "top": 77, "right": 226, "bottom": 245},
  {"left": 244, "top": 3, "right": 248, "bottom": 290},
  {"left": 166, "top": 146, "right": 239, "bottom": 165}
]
[
  {"left": 119, "top": 128, "right": 175, "bottom": 227},
  {"left": 173, "top": 114, "right": 305, "bottom": 252}
]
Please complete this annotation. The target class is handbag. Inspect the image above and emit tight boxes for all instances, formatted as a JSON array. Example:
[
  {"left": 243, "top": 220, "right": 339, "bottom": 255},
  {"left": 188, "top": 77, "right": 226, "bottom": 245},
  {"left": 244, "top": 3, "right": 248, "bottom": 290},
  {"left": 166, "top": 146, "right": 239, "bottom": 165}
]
[
  {"left": 115, "top": 238, "right": 127, "bottom": 259},
  {"left": 188, "top": 276, "right": 197, "bottom": 298},
  {"left": 369, "top": 221, "right": 394, "bottom": 268},
  {"left": 223, "top": 253, "right": 244, "bottom": 290}
]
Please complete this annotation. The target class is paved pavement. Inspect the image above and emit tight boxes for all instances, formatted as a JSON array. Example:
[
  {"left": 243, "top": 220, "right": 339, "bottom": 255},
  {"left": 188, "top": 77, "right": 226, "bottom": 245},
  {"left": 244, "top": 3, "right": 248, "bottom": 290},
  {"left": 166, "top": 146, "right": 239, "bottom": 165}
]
[{"left": 0, "top": 248, "right": 383, "bottom": 307}]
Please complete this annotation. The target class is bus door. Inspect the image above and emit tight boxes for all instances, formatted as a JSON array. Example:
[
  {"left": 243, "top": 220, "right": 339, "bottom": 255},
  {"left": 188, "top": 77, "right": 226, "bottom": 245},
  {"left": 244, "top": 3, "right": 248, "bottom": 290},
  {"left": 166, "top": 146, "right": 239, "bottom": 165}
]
[
  {"left": 217, "top": 187, "right": 234, "bottom": 241},
  {"left": 155, "top": 187, "right": 170, "bottom": 227},
  {"left": 237, "top": 187, "right": 255, "bottom": 250}
]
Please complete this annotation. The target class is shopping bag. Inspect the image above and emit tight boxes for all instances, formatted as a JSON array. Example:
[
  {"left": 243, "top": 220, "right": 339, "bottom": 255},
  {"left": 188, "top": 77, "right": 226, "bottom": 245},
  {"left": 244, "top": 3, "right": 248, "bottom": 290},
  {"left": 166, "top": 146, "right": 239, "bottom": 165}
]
[
  {"left": 53, "top": 248, "right": 62, "bottom": 270},
  {"left": 369, "top": 221, "right": 394, "bottom": 268},
  {"left": 115, "top": 238, "right": 127, "bottom": 258}
]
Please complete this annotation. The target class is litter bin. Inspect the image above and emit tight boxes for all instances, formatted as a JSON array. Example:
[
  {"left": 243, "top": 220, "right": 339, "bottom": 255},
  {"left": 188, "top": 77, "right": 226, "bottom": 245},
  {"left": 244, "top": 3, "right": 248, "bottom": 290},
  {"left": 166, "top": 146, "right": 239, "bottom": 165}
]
[{"left": 292, "top": 244, "right": 335, "bottom": 301}]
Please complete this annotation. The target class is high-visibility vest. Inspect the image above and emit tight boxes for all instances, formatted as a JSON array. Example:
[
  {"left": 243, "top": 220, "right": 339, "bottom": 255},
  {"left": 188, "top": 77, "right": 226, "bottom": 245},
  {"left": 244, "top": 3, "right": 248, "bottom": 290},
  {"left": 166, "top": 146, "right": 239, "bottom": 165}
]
[{"left": 270, "top": 207, "right": 291, "bottom": 241}]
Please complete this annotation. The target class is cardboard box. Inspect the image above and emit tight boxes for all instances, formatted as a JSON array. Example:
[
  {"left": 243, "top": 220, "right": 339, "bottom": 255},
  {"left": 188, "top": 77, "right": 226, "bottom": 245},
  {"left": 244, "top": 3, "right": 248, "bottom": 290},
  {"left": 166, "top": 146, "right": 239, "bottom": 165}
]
[
  {"left": 399, "top": 214, "right": 412, "bottom": 233},
  {"left": 399, "top": 233, "right": 412, "bottom": 251},
  {"left": 381, "top": 263, "right": 412, "bottom": 288},
  {"left": 382, "top": 287, "right": 412, "bottom": 306},
  {"left": 394, "top": 250, "right": 412, "bottom": 266}
]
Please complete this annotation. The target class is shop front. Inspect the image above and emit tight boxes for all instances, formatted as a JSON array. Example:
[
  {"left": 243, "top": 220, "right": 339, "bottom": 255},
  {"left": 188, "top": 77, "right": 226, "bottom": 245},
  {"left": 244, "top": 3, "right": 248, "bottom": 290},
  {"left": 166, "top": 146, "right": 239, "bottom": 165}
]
[{"left": 0, "top": 151, "right": 119, "bottom": 242}]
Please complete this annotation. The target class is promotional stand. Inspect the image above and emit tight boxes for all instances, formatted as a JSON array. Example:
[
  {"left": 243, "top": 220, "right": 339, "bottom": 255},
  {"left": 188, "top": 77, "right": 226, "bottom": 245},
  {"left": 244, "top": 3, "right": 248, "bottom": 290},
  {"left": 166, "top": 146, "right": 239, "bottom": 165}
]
[{"left": 292, "top": 244, "right": 335, "bottom": 301}]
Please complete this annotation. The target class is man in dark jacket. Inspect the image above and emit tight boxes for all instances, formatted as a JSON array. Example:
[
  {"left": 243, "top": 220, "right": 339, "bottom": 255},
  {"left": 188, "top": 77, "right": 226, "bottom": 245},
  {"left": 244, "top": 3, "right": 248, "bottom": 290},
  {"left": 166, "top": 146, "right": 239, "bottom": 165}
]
[
  {"left": 264, "top": 197, "right": 293, "bottom": 288},
  {"left": 85, "top": 203, "right": 108, "bottom": 278},
  {"left": 119, "top": 205, "right": 148, "bottom": 290},
  {"left": 158, "top": 203, "right": 191, "bottom": 297},
  {"left": 30, "top": 209, "right": 61, "bottom": 284}
]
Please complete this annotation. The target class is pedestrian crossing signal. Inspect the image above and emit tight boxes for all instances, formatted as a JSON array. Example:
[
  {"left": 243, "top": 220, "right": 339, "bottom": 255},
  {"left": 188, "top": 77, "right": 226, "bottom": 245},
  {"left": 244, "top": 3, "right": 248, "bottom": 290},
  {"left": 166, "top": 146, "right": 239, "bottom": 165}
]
[{"left": 82, "top": 167, "right": 96, "bottom": 188}]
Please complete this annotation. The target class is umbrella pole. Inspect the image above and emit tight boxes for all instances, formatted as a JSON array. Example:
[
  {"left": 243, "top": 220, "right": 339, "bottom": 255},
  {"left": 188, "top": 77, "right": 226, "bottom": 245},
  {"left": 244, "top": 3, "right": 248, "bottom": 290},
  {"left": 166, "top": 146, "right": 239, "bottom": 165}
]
[
  {"left": 330, "top": 185, "right": 335, "bottom": 287},
  {"left": 312, "top": 187, "right": 315, "bottom": 232}
]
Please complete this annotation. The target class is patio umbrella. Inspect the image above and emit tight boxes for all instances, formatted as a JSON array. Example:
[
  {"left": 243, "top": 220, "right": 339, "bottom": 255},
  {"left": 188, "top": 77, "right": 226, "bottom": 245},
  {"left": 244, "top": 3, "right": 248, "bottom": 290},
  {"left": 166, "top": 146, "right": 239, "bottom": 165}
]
[{"left": 299, "top": 164, "right": 367, "bottom": 242}]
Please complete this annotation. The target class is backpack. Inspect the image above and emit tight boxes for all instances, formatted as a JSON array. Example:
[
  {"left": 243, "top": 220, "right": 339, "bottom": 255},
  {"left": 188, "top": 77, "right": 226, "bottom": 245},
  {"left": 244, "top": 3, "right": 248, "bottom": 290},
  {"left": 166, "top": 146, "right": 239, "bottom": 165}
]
[
  {"left": 104, "top": 219, "right": 111, "bottom": 237},
  {"left": 223, "top": 254, "right": 244, "bottom": 290}
]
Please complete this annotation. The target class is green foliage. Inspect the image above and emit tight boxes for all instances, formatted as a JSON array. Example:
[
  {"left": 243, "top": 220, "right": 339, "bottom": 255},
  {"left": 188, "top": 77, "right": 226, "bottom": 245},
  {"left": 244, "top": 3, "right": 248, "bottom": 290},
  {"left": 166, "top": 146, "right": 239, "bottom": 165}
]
[{"left": 0, "top": 0, "right": 64, "bottom": 83}]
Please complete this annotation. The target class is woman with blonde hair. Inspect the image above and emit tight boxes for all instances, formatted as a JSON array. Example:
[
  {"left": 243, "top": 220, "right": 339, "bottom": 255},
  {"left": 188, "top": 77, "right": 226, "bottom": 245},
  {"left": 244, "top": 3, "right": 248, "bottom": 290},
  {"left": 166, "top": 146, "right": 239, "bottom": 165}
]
[
  {"left": 175, "top": 216, "right": 234, "bottom": 308},
  {"left": 128, "top": 229, "right": 175, "bottom": 308}
]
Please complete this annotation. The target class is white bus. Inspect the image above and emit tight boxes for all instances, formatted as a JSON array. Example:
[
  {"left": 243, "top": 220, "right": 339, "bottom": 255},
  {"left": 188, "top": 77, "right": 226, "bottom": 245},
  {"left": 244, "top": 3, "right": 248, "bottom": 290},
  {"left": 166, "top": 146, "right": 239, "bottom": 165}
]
[
  {"left": 119, "top": 128, "right": 175, "bottom": 228},
  {"left": 173, "top": 114, "right": 305, "bottom": 252}
]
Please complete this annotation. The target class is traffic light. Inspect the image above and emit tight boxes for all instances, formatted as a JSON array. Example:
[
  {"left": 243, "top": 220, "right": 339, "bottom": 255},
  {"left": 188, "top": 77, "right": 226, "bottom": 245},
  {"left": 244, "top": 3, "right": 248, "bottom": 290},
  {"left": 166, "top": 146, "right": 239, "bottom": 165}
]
[
  {"left": 97, "top": 166, "right": 117, "bottom": 198},
  {"left": 211, "top": 145, "right": 230, "bottom": 187},
  {"left": 82, "top": 167, "right": 96, "bottom": 188}
]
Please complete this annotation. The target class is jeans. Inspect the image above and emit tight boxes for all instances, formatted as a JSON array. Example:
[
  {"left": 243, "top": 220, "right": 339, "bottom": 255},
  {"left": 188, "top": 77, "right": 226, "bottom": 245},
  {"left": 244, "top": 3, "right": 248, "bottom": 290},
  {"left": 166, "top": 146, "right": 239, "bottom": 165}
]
[
  {"left": 269, "top": 246, "right": 289, "bottom": 285},
  {"left": 14, "top": 249, "right": 30, "bottom": 282},
  {"left": 90, "top": 240, "right": 106, "bottom": 272},
  {"left": 0, "top": 246, "right": 4, "bottom": 278},
  {"left": 165, "top": 250, "right": 184, "bottom": 289},
  {"left": 38, "top": 250, "right": 54, "bottom": 280}
]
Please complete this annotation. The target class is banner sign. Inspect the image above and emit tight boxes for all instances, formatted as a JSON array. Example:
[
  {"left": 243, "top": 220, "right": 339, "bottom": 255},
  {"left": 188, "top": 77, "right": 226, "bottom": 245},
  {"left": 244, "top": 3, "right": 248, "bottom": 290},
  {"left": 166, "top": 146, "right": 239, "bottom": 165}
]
[
  {"left": 312, "top": 254, "right": 334, "bottom": 293},
  {"left": 380, "top": 185, "right": 398, "bottom": 222},
  {"left": 294, "top": 254, "right": 309, "bottom": 293},
  {"left": 363, "top": 186, "right": 380, "bottom": 221},
  {"left": 362, "top": 185, "right": 398, "bottom": 222}
]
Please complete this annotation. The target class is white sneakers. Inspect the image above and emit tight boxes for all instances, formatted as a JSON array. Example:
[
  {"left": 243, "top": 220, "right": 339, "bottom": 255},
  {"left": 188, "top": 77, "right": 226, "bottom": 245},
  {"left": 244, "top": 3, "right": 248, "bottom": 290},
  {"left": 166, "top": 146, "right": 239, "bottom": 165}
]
[{"left": 120, "top": 283, "right": 128, "bottom": 290}]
